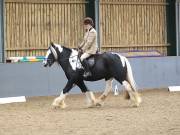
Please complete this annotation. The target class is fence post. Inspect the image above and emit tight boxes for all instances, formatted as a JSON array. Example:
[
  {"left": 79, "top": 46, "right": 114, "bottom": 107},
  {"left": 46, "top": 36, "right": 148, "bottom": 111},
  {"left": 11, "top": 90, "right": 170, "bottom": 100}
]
[
  {"left": 176, "top": 0, "right": 180, "bottom": 56},
  {"left": 0, "top": 0, "right": 4, "bottom": 62},
  {"left": 95, "top": 0, "right": 100, "bottom": 51}
]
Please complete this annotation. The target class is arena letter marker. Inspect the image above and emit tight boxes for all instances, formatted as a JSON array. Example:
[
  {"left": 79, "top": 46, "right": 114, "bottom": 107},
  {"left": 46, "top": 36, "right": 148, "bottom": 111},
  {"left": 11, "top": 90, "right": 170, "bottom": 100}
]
[
  {"left": 0, "top": 96, "right": 26, "bottom": 104},
  {"left": 168, "top": 86, "right": 180, "bottom": 92}
]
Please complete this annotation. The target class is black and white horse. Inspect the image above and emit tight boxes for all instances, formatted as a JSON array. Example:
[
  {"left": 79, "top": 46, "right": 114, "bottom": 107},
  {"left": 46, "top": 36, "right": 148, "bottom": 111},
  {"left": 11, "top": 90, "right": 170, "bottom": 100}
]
[{"left": 43, "top": 42, "right": 142, "bottom": 108}]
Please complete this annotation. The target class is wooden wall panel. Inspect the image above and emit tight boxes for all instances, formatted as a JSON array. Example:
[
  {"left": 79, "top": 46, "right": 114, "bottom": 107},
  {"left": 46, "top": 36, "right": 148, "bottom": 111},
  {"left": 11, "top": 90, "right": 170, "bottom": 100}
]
[
  {"left": 5, "top": 0, "right": 169, "bottom": 57},
  {"left": 100, "top": 0, "right": 169, "bottom": 55},
  {"left": 5, "top": 0, "right": 86, "bottom": 57}
]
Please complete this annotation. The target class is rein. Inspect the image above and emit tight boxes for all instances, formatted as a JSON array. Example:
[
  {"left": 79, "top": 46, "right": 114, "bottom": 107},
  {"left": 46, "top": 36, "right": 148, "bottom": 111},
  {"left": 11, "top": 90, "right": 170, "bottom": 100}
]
[
  {"left": 46, "top": 46, "right": 82, "bottom": 68},
  {"left": 45, "top": 54, "right": 79, "bottom": 62}
]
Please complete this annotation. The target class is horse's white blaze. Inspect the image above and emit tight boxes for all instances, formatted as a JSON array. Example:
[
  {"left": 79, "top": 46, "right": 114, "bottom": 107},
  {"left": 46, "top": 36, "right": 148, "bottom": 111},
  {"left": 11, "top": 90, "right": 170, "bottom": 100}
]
[
  {"left": 111, "top": 52, "right": 126, "bottom": 67},
  {"left": 50, "top": 46, "right": 58, "bottom": 60},
  {"left": 69, "top": 49, "right": 82, "bottom": 70},
  {"left": 43, "top": 49, "right": 51, "bottom": 64},
  {"left": 45, "top": 49, "right": 51, "bottom": 59},
  {"left": 50, "top": 44, "right": 63, "bottom": 60}
]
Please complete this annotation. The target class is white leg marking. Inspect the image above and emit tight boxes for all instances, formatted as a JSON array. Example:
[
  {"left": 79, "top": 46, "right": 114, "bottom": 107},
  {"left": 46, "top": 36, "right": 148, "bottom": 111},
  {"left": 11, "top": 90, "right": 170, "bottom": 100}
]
[
  {"left": 122, "top": 81, "right": 142, "bottom": 107},
  {"left": 85, "top": 91, "right": 97, "bottom": 107},
  {"left": 52, "top": 91, "right": 67, "bottom": 108},
  {"left": 122, "top": 81, "right": 136, "bottom": 103},
  {"left": 103, "top": 79, "right": 113, "bottom": 96},
  {"left": 122, "top": 81, "right": 132, "bottom": 92},
  {"left": 98, "top": 79, "right": 113, "bottom": 102},
  {"left": 85, "top": 92, "right": 91, "bottom": 104}
]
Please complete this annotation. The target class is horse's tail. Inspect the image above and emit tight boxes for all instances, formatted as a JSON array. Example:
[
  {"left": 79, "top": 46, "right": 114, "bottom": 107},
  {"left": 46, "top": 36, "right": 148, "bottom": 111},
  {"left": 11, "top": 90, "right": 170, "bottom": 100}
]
[{"left": 124, "top": 57, "right": 137, "bottom": 92}]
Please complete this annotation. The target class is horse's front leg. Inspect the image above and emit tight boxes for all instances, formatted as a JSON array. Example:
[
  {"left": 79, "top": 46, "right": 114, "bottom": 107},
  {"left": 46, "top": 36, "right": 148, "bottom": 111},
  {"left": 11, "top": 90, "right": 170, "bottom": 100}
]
[
  {"left": 97, "top": 78, "right": 113, "bottom": 104},
  {"left": 52, "top": 80, "right": 73, "bottom": 109},
  {"left": 76, "top": 81, "right": 98, "bottom": 108}
]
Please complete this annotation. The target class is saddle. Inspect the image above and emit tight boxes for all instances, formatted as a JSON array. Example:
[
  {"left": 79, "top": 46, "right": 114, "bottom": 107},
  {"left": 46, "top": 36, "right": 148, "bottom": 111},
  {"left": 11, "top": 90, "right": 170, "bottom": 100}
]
[
  {"left": 86, "top": 55, "right": 96, "bottom": 67},
  {"left": 78, "top": 50, "right": 101, "bottom": 68}
]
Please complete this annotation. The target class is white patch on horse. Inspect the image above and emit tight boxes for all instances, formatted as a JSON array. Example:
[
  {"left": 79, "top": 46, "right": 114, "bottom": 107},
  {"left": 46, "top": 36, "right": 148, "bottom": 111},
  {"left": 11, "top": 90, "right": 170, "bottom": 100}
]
[
  {"left": 43, "top": 49, "right": 51, "bottom": 65},
  {"left": 45, "top": 49, "right": 51, "bottom": 59},
  {"left": 69, "top": 49, "right": 82, "bottom": 70},
  {"left": 111, "top": 52, "right": 126, "bottom": 67},
  {"left": 54, "top": 43, "right": 63, "bottom": 53}
]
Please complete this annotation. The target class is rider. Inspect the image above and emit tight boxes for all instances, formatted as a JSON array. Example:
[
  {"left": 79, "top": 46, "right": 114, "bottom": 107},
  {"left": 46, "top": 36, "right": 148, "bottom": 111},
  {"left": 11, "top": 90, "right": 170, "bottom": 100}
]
[{"left": 78, "top": 17, "right": 98, "bottom": 77}]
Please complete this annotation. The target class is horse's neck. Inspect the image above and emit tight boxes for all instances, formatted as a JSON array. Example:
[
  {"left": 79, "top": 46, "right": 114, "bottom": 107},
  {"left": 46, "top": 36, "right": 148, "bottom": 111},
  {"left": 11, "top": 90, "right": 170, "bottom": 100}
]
[{"left": 57, "top": 47, "right": 73, "bottom": 72}]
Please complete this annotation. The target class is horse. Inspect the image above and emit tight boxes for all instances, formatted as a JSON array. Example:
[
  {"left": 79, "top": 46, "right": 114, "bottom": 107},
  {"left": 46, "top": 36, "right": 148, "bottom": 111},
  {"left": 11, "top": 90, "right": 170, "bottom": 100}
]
[{"left": 43, "top": 42, "right": 142, "bottom": 108}]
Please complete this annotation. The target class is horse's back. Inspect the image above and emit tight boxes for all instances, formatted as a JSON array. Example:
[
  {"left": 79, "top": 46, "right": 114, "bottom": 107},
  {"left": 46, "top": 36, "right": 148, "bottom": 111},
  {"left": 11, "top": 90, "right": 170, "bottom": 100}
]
[{"left": 87, "top": 51, "right": 126, "bottom": 68}]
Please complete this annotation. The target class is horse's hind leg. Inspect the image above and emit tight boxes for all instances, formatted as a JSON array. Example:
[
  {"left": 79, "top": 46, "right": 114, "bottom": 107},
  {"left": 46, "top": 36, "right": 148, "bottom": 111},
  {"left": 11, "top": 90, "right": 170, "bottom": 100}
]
[
  {"left": 122, "top": 80, "right": 141, "bottom": 107},
  {"left": 97, "top": 78, "right": 113, "bottom": 104}
]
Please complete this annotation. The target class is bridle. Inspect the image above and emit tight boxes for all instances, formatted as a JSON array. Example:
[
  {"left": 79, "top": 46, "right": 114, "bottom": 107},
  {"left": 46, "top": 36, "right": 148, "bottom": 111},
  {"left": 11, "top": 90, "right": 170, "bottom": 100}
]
[
  {"left": 45, "top": 54, "right": 79, "bottom": 63},
  {"left": 45, "top": 48, "right": 82, "bottom": 64}
]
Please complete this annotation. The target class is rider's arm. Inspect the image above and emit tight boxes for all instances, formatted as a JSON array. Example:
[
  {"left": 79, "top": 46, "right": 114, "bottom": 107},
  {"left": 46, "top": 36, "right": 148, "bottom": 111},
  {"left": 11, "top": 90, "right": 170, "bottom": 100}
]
[
  {"left": 78, "top": 40, "right": 85, "bottom": 49},
  {"left": 82, "top": 31, "right": 96, "bottom": 51}
]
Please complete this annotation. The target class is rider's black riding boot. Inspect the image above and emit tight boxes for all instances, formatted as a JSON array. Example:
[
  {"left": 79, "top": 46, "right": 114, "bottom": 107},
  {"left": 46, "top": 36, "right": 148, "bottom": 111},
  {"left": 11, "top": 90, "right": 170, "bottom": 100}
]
[{"left": 82, "top": 59, "right": 92, "bottom": 77}]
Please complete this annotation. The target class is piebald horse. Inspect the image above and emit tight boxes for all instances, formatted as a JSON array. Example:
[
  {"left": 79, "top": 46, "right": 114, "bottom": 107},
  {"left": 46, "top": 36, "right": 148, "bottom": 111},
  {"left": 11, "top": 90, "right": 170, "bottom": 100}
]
[{"left": 43, "top": 42, "right": 142, "bottom": 108}]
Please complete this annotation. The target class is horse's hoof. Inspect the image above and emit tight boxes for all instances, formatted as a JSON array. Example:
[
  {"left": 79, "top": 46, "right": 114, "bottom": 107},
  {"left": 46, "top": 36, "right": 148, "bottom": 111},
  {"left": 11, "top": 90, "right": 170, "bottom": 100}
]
[
  {"left": 86, "top": 102, "right": 99, "bottom": 108},
  {"left": 123, "top": 91, "right": 130, "bottom": 100},
  {"left": 95, "top": 102, "right": 102, "bottom": 107},
  {"left": 94, "top": 99, "right": 104, "bottom": 107},
  {"left": 132, "top": 103, "right": 140, "bottom": 108},
  {"left": 51, "top": 103, "right": 67, "bottom": 109},
  {"left": 60, "top": 103, "right": 67, "bottom": 109},
  {"left": 51, "top": 105, "right": 67, "bottom": 109},
  {"left": 99, "top": 95, "right": 107, "bottom": 101},
  {"left": 87, "top": 104, "right": 95, "bottom": 108},
  {"left": 134, "top": 94, "right": 142, "bottom": 107},
  {"left": 132, "top": 100, "right": 141, "bottom": 107},
  {"left": 51, "top": 105, "right": 59, "bottom": 110}
]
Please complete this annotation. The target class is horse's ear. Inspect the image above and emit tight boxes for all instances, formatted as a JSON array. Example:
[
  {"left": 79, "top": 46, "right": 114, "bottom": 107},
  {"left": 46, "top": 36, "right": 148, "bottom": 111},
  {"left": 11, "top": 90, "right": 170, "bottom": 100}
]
[
  {"left": 50, "top": 44, "right": 58, "bottom": 60},
  {"left": 50, "top": 41, "right": 55, "bottom": 48}
]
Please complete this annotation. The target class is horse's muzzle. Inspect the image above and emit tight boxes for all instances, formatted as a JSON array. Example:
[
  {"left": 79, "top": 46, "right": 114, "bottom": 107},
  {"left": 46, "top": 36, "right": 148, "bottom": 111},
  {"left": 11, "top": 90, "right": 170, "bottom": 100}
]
[
  {"left": 44, "top": 63, "right": 48, "bottom": 67},
  {"left": 43, "top": 60, "right": 48, "bottom": 67}
]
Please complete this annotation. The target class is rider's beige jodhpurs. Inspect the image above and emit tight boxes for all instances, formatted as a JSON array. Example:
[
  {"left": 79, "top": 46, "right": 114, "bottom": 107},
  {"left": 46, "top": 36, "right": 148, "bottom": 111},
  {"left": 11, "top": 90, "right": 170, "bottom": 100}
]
[{"left": 80, "top": 53, "right": 91, "bottom": 61}]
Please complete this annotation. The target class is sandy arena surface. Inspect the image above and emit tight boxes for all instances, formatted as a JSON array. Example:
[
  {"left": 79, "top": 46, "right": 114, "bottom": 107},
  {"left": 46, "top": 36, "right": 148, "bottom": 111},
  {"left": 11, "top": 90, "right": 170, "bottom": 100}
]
[{"left": 0, "top": 89, "right": 180, "bottom": 135}]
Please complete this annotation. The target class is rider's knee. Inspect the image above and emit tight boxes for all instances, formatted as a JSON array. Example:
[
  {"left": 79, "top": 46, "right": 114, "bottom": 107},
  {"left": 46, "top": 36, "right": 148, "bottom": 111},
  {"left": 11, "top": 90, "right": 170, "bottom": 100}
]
[{"left": 81, "top": 53, "right": 90, "bottom": 61}]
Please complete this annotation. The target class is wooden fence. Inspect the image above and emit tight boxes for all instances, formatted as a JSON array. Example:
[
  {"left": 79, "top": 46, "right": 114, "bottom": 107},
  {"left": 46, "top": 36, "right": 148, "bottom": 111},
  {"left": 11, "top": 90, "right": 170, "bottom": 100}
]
[
  {"left": 5, "top": 0, "right": 170, "bottom": 57},
  {"left": 5, "top": 0, "right": 86, "bottom": 57},
  {"left": 100, "top": 0, "right": 169, "bottom": 55}
]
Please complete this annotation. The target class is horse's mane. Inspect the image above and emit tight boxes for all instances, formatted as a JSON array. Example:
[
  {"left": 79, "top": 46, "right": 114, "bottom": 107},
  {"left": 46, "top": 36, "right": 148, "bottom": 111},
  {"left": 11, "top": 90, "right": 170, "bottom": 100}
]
[
  {"left": 53, "top": 43, "right": 72, "bottom": 53},
  {"left": 61, "top": 46, "right": 73, "bottom": 54}
]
